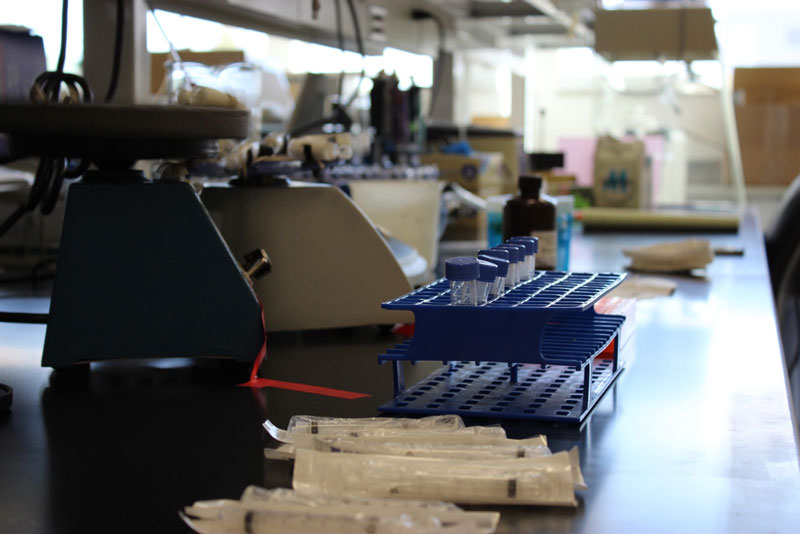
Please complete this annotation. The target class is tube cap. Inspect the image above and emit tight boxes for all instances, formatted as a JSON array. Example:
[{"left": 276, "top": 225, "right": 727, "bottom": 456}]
[
  {"left": 478, "top": 248, "right": 509, "bottom": 262},
  {"left": 495, "top": 244, "right": 521, "bottom": 263},
  {"left": 477, "top": 259, "right": 498, "bottom": 282},
  {"left": 478, "top": 255, "right": 509, "bottom": 277},
  {"left": 508, "top": 236, "right": 539, "bottom": 254},
  {"left": 445, "top": 256, "right": 479, "bottom": 281}
]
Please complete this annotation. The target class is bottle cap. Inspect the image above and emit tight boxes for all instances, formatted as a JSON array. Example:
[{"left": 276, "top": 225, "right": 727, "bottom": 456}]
[
  {"left": 519, "top": 174, "right": 543, "bottom": 197},
  {"left": 478, "top": 248, "right": 509, "bottom": 262},
  {"left": 477, "top": 259, "right": 498, "bottom": 282},
  {"left": 445, "top": 256, "right": 479, "bottom": 281},
  {"left": 508, "top": 236, "right": 539, "bottom": 254},
  {"left": 495, "top": 245, "right": 521, "bottom": 263},
  {"left": 478, "top": 255, "right": 509, "bottom": 277}
]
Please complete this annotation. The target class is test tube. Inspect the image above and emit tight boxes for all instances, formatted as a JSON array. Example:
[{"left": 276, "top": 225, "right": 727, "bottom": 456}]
[
  {"left": 501, "top": 242, "right": 530, "bottom": 282},
  {"left": 478, "top": 252, "right": 509, "bottom": 298},
  {"left": 476, "top": 259, "right": 498, "bottom": 305},
  {"left": 495, "top": 245, "right": 522, "bottom": 287},
  {"left": 445, "top": 257, "right": 479, "bottom": 306},
  {"left": 508, "top": 237, "right": 539, "bottom": 279}
]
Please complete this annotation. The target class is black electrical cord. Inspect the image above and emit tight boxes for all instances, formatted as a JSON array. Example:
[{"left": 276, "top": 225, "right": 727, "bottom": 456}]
[
  {"left": 0, "top": 0, "right": 107, "bottom": 325},
  {"left": 0, "top": 0, "right": 78, "bottom": 239},
  {"left": 410, "top": 9, "right": 445, "bottom": 119},
  {"left": 334, "top": 0, "right": 345, "bottom": 104},
  {"left": 0, "top": 312, "right": 49, "bottom": 324},
  {"left": 429, "top": 16, "right": 445, "bottom": 119},
  {"left": 344, "top": 0, "right": 365, "bottom": 109},
  {"left": 104, "top": 0, "right": 125, "bottom": 102},
  {"left": 0, "top": 0, "right": 103, "bottom": 240},
  {"left": 55, "top": 0, "right": 68, "bottom": 74}
]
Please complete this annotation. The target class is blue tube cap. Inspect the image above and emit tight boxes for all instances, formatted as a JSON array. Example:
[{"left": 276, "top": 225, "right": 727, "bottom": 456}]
[
  {"left": 495, "top": 244, "right": 521, "bottom": 263},
  {"left": 477, "top": 259, "right": 498, "bottom": 282},
  {"left": 478, "top": 248, "right": 509, "bottom": 262},
  {"left": 509, "top": 236, "right": 539, "bottom": 254},
  {"left": 478, "top": 255, "right": 509, "bottom": 277},
  {"left": 445, "top": 256, "right": 479, "bottom": 281}
]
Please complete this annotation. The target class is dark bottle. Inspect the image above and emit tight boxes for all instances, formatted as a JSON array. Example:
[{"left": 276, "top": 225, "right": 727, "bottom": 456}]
[{"left": 502, "top": 175, "right": 557, "bottom": 270}]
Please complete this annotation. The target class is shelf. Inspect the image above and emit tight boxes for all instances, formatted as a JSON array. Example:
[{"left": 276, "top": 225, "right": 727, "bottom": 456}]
[{"left": 379, "top": 350, "right": 621, "bottom": 423}]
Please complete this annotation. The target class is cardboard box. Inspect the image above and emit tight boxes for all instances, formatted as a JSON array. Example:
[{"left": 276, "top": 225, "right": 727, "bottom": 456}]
[
  {"left": 734, "top": 68, "right": 800, "bottom": 106},
  {"left": 421, "top": 152, "right": 509, "bottom": 196},
  {"left": 595, "top": 8, "right": 717, "bottom": 61},
  {"left": 468, "top": 135, "right": 524, "bottom": 195},
  {"left": 422, "top": 152, "right": 508, "bottom": 240},
  {"left": 734, "top": 68, "right": 800, "bottom": 185}
]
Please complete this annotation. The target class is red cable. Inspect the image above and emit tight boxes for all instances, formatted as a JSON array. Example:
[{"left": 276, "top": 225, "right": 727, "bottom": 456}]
[{"left": 238, "top": 301, "right": 369, "bottom": 399}]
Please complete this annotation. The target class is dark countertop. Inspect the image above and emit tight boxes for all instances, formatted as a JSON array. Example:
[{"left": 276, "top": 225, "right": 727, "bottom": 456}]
[{"left": 0, "top": 209, "right": 798, "bottom": 533}]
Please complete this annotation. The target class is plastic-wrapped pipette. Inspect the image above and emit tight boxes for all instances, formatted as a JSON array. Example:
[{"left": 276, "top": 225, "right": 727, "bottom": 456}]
[
  {"left": 238, "top": 487, "right": 500, "bottom": 533},
  {"left": 478, "top": 249, "right": 509, "bottom": 297},
  {"left": 264, "top": 416, "right": 505, "bottom": 449},
  {"left": 476, "top": 260, "right": 498, "bottom": 305},
  {"left": 182, "top": 499, "right": 495, "bottom": 534},
  {"left": 286, "top": 414, "right": 464, "bottom": 434},
  {"left": 313, "top": 437, "right": 551, "bottom": 460},
  {"left": 293, "top": 449, "right": 578, "bottom": 506}
]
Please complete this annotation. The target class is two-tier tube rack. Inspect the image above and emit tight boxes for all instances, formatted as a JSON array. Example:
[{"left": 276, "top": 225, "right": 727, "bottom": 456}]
[{"left": 378, "top": 271, "right": 627, "bottom": 423}]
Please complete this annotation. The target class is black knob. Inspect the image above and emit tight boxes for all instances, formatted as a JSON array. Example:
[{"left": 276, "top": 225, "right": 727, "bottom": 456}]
[{"left": 243, "top": 249, "right": 271, "bottom": 280}]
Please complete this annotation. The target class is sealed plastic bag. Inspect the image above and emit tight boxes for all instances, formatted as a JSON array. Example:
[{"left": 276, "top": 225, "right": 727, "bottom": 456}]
[
  {"left": 265, "top": 418, "right": 507, "bottom": 450},
  {"left": 287, "top": 414, "right": 464, "bottom": 434},
  {"left": 181, "top": 486, "right": 499, "bottom": 534},
  {"left": 293, "top": 449, "right": 578, "bottom": 506}
]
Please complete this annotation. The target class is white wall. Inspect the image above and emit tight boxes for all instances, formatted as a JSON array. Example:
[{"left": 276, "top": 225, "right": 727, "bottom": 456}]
[
  {"left": 526, "top": 48, "right": 725, "bottom": 156},
  {"left": 525, "top": 48, "right": 729, "bottom": 190}
]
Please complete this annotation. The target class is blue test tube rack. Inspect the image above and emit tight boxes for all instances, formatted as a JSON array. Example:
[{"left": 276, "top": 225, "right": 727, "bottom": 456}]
[{"left": 378, "top": 271, "right": 627, "bottom": 423}]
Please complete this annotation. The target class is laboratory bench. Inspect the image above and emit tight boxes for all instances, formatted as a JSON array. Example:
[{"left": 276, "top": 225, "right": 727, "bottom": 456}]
[{"left": 0, "top": 209, "right": 798, "bottom": 533}]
